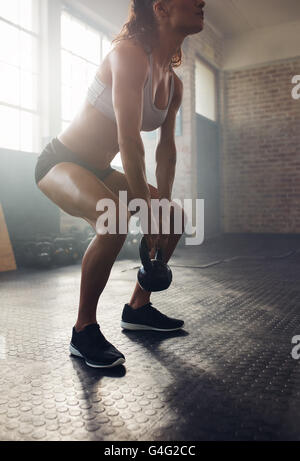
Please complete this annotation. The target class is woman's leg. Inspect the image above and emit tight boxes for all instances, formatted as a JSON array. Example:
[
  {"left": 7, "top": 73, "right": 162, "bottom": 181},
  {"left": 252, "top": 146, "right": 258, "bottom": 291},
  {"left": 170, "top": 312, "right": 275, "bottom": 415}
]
[
  {"left": 76, "top": 231, "right": 127, "bottom": 331},
  {"left": 99, "top": 170, "right": 186, "bottom": 309},
  {"left": 37, "top": 163, "right": 130, "bottom": 331},
  {"left": 128, "top": 204, "right": 185, "bottom": 309},
  {"left": 129, "top": 237, "right": 183, "bottom": 308}
]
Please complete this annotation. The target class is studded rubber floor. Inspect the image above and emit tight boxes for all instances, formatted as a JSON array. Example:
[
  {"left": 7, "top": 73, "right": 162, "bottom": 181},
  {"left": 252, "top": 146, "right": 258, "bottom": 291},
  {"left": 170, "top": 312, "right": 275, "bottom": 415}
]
[{"left": 0, "top": 234, "right": 300, "bottom": 441}]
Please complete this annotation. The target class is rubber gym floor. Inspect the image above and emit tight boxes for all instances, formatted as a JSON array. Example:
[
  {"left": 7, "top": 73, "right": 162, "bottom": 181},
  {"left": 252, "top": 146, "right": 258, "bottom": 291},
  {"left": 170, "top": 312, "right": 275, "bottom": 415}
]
[{"left": 0, "top": 233, "right": 300, "bottom": 441}]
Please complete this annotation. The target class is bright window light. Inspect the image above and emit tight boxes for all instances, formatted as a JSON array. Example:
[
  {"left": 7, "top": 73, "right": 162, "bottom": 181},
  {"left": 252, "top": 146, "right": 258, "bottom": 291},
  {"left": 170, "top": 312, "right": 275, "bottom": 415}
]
[
  {"left": 0, "top": 0, "right": 40, "bottom": 153},
  {"left": 195, "top": 58, "right": 217, "bottom": 122},
  {"left": 60, "top": 11, "right": 113, "bottom": 130},
  {"left": 0, "top": 105, "right": 19, "bottom": 151},
  {"left": 102, "top": 36, "right": 112, "bottom": 60},
  {"left": 0, "top": 0, "right": 38, "bottom": 33}
]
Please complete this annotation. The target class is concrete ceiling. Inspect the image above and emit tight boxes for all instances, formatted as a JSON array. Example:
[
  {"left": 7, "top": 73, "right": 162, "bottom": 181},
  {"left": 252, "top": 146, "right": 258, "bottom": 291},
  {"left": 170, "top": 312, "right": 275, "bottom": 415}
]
[
  {"left": 72, "top": 0, "right": 300, "bottom": 38},
  {"left": 205, "top": 0, "right": 300, "bottom": 37}
]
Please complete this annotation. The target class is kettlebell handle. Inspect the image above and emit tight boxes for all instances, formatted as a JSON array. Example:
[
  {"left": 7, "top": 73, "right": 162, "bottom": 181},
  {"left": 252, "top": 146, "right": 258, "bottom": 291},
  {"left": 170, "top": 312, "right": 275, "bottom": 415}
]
[
  {"left": 139, "top": 236, "right": 164, "bottom": 273},
  {"left": 156, "top": 247, "right": 164, "bottom": 262}
]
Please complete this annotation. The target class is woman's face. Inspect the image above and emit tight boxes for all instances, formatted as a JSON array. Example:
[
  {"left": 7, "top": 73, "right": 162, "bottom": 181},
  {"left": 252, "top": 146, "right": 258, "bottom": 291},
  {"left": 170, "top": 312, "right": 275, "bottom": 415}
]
[{"left": 156, "top": 0, "right": 206, "bottom": 35}]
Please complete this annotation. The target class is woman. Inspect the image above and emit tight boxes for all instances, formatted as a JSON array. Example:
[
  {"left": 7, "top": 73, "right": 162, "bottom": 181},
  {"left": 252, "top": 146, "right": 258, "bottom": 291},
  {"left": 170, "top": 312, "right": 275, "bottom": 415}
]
[{"left": 35, "top": 0, "right": 205, "bottom": 368}]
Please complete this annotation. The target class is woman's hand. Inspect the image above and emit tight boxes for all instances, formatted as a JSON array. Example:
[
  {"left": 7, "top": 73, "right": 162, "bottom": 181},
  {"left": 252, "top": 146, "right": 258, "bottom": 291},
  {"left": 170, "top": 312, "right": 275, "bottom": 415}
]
[
  {"left": 142, "top": 211, "right": 170, "bottom": 259},
  {"left": 140, "top": 207, "right": 159, "bottom": 255},
  {"left": 157, "top": 213, "right": 170, "bottom": 259}
]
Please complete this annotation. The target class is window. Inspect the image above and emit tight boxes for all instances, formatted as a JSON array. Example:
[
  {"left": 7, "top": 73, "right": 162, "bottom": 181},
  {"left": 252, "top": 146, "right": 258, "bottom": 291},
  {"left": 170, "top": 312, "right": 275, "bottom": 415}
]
[
  {"left": 195, "top": 58, "right": 217, "bottom": 122},
  {"left": 0, "top": 0, "right": 40, "bottom": 152},
  {"left": 60, "top": 10, "right": 112, "bottom": 131}
]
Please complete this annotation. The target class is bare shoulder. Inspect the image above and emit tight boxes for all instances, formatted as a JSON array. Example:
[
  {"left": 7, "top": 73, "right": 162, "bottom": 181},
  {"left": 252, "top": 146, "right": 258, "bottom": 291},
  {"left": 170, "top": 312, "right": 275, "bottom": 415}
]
[{"left": 109, "top": 40, "right": 149, "bottom": 83}]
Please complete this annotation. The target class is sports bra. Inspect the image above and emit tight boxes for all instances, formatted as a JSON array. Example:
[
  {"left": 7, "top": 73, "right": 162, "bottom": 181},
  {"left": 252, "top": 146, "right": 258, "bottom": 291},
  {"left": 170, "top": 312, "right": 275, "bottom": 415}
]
[{"left": 87, "top": 52, "right": 175, "bottom": 132}]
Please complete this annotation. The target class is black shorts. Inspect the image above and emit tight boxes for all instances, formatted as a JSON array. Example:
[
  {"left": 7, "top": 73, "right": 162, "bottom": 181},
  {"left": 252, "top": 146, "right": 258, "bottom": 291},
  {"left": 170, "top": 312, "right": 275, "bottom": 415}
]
[{"left": 34, "top": 137, "right": 116, "bottom": 185}]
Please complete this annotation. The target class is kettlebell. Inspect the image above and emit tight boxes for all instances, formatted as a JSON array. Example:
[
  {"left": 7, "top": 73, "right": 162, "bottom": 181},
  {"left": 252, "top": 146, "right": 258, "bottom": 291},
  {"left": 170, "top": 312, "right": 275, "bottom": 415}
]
[{"left": 137, "top": 236, "right": 172, "bottom": 292}]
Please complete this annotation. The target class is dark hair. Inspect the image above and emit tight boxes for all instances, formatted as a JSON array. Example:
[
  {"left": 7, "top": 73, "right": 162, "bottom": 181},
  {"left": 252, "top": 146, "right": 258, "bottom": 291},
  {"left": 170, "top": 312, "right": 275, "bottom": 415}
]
[{"left": 111, "top": 0, "right": 182, "bottom": 69}]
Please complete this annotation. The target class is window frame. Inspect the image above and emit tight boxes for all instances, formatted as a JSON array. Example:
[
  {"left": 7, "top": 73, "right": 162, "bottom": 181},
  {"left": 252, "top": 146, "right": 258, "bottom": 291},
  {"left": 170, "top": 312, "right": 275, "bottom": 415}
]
[
  {"left": 0, "top": 0, "right": 42, "bottom": 153},
  {"left": 0, "top": 0, "right": 116, "bottom": 154},
  {"left": 60, "top": 6, "right": 109, "bottom": 128},
  {"left": 194, "top": 55, "right": 219, "bottom": 124}
]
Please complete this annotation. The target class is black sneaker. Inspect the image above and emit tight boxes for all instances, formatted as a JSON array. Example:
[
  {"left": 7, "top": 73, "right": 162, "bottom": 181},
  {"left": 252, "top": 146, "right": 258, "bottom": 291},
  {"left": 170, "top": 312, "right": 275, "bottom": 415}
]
[
  {"left": 69, "top": 323, "right": 125, "bottom": 368},
  {"left": 121, "top": 303, "right": 184, "bottom": 332}
]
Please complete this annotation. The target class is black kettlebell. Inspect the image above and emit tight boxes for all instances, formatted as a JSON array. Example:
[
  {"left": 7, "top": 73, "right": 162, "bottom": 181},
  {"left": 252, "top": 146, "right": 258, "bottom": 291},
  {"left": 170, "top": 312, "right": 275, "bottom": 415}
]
[{"left": 137, "top": 236, "right": 172, "bottom": 292}]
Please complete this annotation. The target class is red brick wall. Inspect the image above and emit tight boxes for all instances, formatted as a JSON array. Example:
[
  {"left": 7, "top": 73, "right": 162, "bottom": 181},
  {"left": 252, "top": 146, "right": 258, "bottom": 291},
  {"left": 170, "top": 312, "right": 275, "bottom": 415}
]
[{"left": 221, "top": 57, "right": 300, "bottom": 233}]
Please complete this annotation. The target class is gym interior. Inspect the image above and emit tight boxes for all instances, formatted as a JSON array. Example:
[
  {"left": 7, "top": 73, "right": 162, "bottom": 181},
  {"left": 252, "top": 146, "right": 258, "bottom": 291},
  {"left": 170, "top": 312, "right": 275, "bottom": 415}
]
[{"left": 0, "top": 0, "right": 300, "bottom": 442}]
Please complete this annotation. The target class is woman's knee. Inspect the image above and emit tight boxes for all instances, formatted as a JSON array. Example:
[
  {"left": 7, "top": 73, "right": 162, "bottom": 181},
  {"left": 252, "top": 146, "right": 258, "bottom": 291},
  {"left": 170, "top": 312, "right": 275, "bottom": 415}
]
[{"left": 88, "top": 204, "right": 131, "bottom": 238}]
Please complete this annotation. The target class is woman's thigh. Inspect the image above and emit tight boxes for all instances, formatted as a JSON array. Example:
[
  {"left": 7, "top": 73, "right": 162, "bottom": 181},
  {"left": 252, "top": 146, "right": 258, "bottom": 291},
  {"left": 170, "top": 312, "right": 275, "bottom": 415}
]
[{"left": 37, "top": 162, "right": 128, "bottom": 226}]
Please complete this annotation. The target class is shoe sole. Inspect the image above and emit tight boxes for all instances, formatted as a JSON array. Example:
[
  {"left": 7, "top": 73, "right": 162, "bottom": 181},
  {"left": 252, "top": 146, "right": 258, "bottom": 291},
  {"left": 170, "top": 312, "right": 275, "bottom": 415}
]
[
  {"left": 121, "top": 321, "right": 184, "bottom": 332},
  {"left": 69, "top": 344, "right": 125, "bottom": 368}
]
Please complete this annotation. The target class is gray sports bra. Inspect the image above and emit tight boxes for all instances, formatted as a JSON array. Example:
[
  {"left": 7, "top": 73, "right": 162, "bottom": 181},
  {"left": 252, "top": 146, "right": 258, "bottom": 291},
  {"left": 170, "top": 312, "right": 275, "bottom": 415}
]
[{"left": 87, "top": 52, "right": 175, "bottom": 132}]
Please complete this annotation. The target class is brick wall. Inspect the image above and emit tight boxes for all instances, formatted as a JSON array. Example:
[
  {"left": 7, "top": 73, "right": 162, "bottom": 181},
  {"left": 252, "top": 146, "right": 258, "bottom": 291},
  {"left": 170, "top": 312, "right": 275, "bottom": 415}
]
[{"left": 221, "top": 57, "right": 300, "bottom": 233}]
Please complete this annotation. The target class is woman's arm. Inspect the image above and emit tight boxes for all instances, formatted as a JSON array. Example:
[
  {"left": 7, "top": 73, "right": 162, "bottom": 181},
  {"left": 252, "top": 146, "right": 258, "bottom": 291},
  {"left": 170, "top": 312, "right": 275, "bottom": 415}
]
[
  {"left": 156, "top": 74, "right": 183, "bottom": 201},
  {"left": 110, "top": 43, "right": 151, "bottom": 207}
]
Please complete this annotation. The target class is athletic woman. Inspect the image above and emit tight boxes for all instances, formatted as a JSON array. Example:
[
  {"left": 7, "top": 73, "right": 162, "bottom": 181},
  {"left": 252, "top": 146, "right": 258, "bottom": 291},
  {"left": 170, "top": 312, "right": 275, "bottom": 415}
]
[{"left": 35, "top": 0, "right": 205, "bottom": 368}]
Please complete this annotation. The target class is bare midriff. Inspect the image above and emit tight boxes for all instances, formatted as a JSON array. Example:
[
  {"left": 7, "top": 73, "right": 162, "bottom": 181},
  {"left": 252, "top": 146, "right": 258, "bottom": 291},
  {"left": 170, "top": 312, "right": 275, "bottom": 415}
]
[
  {"left": 58, "top": 101, "right": 120, "bottom": 170},
  {"left": 57, "top": 42, "right": 173, "bottom": 171},
  {"left": 57, "top": 50, "right": 120, "bottom": 170}
]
